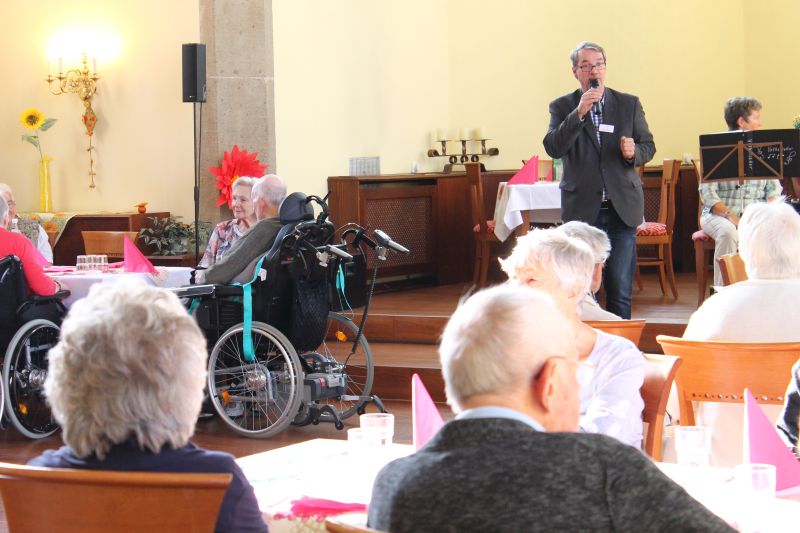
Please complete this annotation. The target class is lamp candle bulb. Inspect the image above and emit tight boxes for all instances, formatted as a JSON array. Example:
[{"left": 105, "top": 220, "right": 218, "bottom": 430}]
[
  {"left": 92, "top": 58, "right": 97, "bottom": 74},
  {"left": 58, "top": 57, "right": 63, "bottom": 74}
]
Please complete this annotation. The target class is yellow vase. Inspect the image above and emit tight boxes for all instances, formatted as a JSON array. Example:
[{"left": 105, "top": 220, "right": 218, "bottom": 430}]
[{"left": 39, "top": 156, "right": 52, "bottom": 212}]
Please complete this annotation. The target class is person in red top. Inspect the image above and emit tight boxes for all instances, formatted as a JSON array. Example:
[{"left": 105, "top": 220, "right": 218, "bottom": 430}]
[{"left": 0, "top": 195, "right": 60, "bottom": 296}]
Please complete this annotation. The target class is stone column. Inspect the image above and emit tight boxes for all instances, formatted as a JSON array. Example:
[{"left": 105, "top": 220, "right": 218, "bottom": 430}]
[{"left": 198, "top": 0, "right": 276, "bottom": 223}]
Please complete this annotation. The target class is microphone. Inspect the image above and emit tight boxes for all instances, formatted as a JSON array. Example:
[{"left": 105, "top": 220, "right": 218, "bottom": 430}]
[
  {"left": 374, "top": 229, "right": 410, "bottom": 254},
  {"left": 589, "top": 78, "right": 601, "bottom": 115}
]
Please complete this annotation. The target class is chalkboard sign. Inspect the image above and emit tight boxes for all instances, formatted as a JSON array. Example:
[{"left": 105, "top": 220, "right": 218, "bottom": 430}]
[{"left": 699, "top": 128, "right": 800, "bottom": 181}]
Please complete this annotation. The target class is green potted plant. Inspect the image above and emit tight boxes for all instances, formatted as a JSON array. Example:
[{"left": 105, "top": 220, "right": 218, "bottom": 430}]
[{"left": 138, "top": 216, "right": 211, "bottom": 256}]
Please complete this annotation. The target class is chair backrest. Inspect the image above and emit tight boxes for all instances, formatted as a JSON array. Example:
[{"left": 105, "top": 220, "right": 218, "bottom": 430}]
[
  {"left": 718, "top": 253, "right": 747, "bottom": 285},
  {"left": 0, "top": 462, "right": 231, "bottom": 533},
  {"left": 81, "top": 231, "right": 139, "bottom": 257},
  {"left": 325, "top": 517, "right": 385, "bottom": 533},
  {"left": 465, "top": 162, "right": 490, "bottom": 231},
  {"left": 692, "top": 159, "right": 705, "bottom": 228},
  {"left": 640, "top": 353, "right": 682, "bottom": 461},
  {"left": 656, "top": 335, "right": 800, "bottom": 426},
  {"left": 648, "top": 159, "right": 680, "bottom": 227},
  {"left": 584, "top": 319, "right": 646, "bottom": 346}
]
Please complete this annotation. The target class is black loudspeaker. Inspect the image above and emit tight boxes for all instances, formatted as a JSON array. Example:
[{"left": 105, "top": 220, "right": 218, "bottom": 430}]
[{"left": 182, "top": 43, "right": 206, "bottom": 103}]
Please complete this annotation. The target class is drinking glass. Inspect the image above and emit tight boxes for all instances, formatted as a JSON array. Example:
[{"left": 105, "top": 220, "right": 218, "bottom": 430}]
[
  {"left": 360, "top": 413, "right": 394, "bottom": 447},
  {"left": 674, "top": 426, "right": 711, "bottom": 467},
  {"left": 76, "top": 255, "right": 88, "bottom": 271},
  {"left": 734, "top": 463, "right": 776, "bottom": 533},
  {"left": 98, "top": 254, "right": 109, "bottom": 272}
]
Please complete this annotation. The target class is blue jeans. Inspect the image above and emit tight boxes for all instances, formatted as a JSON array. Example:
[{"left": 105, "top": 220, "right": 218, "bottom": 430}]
[{"left": 594, "top": 205, "right": 636, "bottom": 319}]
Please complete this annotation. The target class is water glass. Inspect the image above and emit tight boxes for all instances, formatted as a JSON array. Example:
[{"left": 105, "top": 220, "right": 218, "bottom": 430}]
[
  {"left": 674, "top": 426, "right": 711, "bottom": 467},
  {"left": 76, "top": 255, "right": 88, "bottom": 271},
  {"left": 734, "top": 463, "right": 776, "bottom": 532},
  {"left": 360, "top": 413, "right": 394, "bottom": 447},
  {"left": 97, "top": 254, "right": 108, "bottom": 272}
]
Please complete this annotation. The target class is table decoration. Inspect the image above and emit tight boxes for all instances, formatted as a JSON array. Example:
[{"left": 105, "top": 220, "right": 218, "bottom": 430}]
[{"left": 19, "top": 108, "right": 57, "bottom": 211}]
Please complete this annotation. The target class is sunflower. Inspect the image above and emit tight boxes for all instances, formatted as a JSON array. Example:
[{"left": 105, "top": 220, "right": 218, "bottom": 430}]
[{"left": 20, "top": 108, "right": 45, "bottom": 130}]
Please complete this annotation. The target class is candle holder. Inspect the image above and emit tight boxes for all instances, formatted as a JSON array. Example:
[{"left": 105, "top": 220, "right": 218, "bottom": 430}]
[
  {"left": 46, "top": 53, "right": 100, "bottom": 188},
  {"left": 427, "top": 139, "right": 499, "bottom": 173}
]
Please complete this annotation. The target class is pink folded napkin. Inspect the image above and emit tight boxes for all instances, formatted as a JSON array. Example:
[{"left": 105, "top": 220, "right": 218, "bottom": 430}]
[
  {"left": 44, "top": 265, "right": 74, "bottom": 273},
  {"left": 413, "top": 373, "right": 444, "bottom": 450},
  {"left": 509, "top": 155, "right": 538, "bottom": 184},
  {"left": 744, "top": 388, "right": 800, "bottom": 492},
  {"left": 274, "top": 496, "right": 367, "bottom": 520},
  {"left": 123, "top": 236, "right": 157, "bottom": 274},
  {"left": 544, "top": 164, "right": 553, "bottom": 182}
]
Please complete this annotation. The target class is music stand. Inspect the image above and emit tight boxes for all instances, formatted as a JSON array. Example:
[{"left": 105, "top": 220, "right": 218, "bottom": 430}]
[{"left": 699, "top": 128, "right": 800, "bottom": 201}]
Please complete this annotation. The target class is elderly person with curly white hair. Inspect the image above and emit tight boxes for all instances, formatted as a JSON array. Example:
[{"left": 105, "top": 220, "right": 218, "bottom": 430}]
[
  {"left": 500, "top": 228, "right": 645, "bottom": 447},
  {"left": 557, "top": 220, "right": 620, "bottom": 321},
  {"left": 29, "top": 279, "right": 268, "bottom": 533}
]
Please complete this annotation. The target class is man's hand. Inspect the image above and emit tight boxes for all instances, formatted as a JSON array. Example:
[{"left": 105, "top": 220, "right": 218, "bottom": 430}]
[
  {"left": 577, "top": 88, "right": 602, "bottom": 119},
  {"left": 620, "top": 136, "right": 636, "bottom": 160}
]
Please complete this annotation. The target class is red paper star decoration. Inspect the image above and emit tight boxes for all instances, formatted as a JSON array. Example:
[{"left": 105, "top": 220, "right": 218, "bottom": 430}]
[{"left": 209, "top": 145, "right": 268, "bottom": 208}]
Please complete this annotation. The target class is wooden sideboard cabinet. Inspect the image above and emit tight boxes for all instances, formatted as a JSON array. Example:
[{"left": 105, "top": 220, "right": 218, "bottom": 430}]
[{"left": 328, "top": 171, "right": 514, "bottom": 285}]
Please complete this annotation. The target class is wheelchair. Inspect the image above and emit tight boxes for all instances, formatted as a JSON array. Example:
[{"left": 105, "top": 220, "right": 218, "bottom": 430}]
[
  {"left": 0, "top": 255, "right": 69, "bottom": 439},
  {"left": 176, "top": 192, "right": 408, "bottom": 438}
]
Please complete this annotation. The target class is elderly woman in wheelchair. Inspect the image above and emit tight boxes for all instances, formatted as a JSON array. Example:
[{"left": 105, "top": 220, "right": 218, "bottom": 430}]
[
  {"left": 176, "top": 191, "right": 407, "bottom": 438},
  {"left": 0, "top": 195, "right": 70, "bottom": 439}
]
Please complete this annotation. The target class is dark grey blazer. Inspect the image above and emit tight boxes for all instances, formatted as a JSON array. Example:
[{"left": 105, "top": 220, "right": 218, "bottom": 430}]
[
  {"left": 543, "top": 87, "right": 656, "bottom": 228},
  {"left": 368, "top": 418, "right": 732, "bottom": 533}
]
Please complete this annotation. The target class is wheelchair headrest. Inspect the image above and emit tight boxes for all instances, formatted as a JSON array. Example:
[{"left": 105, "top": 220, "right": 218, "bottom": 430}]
[{"left": 279, "top": 192, "right": 314, "bottom": 225}]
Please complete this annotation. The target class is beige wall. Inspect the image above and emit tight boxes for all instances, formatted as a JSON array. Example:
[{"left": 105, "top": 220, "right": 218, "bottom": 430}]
[
  {"left": 3, "top": 1, "right": 796, "bottom": 218},
  {"left": 0, "top": 0, "right": 198, "bottom": 218}
]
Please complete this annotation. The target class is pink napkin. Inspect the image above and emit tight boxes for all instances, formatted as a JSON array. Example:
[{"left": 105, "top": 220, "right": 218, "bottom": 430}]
[
  {"left": 544, "top": 164, "right": 553, "bottom": 182},
  {"left": 274, "top": 496, "right": 367, "bottom": 520},
  {"left": 412, "top": 373, "right": 444, "bottom": 451},
  {"left": 123, "top": 236, "right": 157, "bottom": 274},
  {"left": 744, "top": 388, "right": 800, "bottom": 492},
  {"left": 44, "top": 265, "right": 74, "bottom": 273},
  {"left": 508, "top": 155, "right": 538, "bottom": 184}
]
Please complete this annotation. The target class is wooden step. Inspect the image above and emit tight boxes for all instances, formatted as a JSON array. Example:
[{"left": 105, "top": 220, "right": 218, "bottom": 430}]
[{"left": 368, "top": 342, "right": 445, "bottom": 403}]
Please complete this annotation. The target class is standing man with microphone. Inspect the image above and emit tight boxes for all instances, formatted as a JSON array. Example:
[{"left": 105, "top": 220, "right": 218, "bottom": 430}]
[{"left": 543, "top": 41, "right": 655, "bottom": 319}]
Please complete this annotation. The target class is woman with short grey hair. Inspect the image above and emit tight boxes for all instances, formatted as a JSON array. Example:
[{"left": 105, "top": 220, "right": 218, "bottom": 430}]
[
  {"left": 199, "top": 176, "right": 259, "bottom": 269},
  {"left": 501, "top": 228, "right": 645, "bottom": 448},
  {"left": 29, "top": 280, "right": 267, "bottom": 533}
]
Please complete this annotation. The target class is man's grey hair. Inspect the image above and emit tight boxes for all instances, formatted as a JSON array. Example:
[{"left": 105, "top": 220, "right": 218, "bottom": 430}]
[
  {"left": 738, "top": 199, "right": 800, "bottom": 279},
  {"left": 45, "top": 280, "right": 208, "bottom": 460},
  {"left": 252, "top": 174, "right": 287, "bottom": 207},
  {"left": 500, "top": 228, "right": 594, "bottom": 300},
  {"left": 439, "top": 284, "right": 570, "bottom": 411},
  {"left": 557, "top": 221, "right": 611, "bottom": 263},
  {"left": 0, "top": 195, "right": 7, "bottom": 224},
  {"left": 570, "top": 41, "right": 606, "bottom": 67},
  {"left": 724, "top": 96, "right": 762, "bottom": 131},
  {"left": 0, "top": 183, "right": 12, "bottom": 196},
  {"left": 232, "top": 176, "right": 257, "bottom": 191}
]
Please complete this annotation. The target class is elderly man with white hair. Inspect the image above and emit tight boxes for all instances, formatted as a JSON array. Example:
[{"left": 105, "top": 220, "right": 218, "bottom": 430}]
[
  {"left": 0, "top": 182, "right": 53, "bottom": 262},
  {"left": 367, "top": 284, "right": 732, "bottom": 533},
  {"left": 204, "top": 174, "right": 287, "bottom": 284},
  {"left": 29, "top": 280, "right": 268, "bottom": 533},
  {"left": 557, "top": 220, "right": 621, "bottom": 320},
  {"left": 681, "top": 200, "right": 800, "bottom": 463},
  {"left": 501, "top": 228, "right": 644, "bottom": 447}
]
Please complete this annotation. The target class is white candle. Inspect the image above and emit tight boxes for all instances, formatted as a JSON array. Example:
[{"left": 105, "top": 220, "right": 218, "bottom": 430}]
[
  {"left": 93, "top": 58, "right": 97, "bottom": 74},
  {"left": 458, "top": 128, "right": 468, "bottom": 141},
  {"left": 473, "top": 127, "right": 486, "bottom": 140},
  {"left": 47, "top": 60, "right": 50, "bottom": 76},
  {"left": 437, "top": 128, "right": 446, "bottom": 141},
  {"left": 58, "top": 57, "right": 63, "bottom": 74}
]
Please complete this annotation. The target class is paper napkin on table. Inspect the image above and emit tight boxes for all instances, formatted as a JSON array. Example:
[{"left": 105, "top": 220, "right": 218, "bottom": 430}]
[
  {"left": 744, "top": 388, "right": 800, "bottom": 492},
  {"left": 275, "top": 496, "right": 367, "bottom": 520},
  {"left": 412, "top": 373, "right": 444, "bottom": 451},
  {"left": 123, "top": 236, "right": 157, "bottom": 274},
  {"left": 508, "top": 155, "right": 539, "bottom": 184}
]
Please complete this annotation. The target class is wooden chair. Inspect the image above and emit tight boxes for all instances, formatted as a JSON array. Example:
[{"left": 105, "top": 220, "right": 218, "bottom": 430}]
[
  {"left": 718, "top": 252, "right": 747, "bottom": 286},
  {"left": 691, "top": 159, "right": 716, "bottom": 306},
  {"left": 640, "top": 353, "right": 682, "bottom": 461},
  {"left": 81, "top": 231, "right": 139, "bottom": 259},
  {"left": 466, "top": 162, "right": 501, "bottom": 287},
  {"left": 325, "top": 517, "right": 385, "bottom": 533},
  {"left": 0, "top": 462, "right": 231, "bottom": 533},
  {"left": 635, "top": 159, "right": 680, "bottom": 298},
  {"left": 655, "top": 335, "right": 800, "bottom": 426},
  {"left": 584, "top": 319, "right": 646, "bottom": 346}
]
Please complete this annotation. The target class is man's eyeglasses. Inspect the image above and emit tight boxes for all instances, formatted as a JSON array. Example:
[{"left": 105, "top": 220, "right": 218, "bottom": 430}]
[{"left": 577, "top": 62, "right": 606, "bottom": 73}]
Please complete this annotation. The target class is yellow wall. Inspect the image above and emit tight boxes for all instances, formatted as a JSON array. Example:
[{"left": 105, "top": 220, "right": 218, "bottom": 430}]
[
  {"left": 4, "top": 1, "right": 796, "bottom": 218},
  {"left": 0, "top": 0, "right": 198, "bottom": 217}
]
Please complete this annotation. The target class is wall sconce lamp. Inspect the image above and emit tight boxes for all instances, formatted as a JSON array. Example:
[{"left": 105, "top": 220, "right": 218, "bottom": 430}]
[{"left": 46, "top": 53, "right": 100, "bottom": 188}]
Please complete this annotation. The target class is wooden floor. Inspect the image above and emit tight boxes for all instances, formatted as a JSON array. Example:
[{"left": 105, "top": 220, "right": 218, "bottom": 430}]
[{"left": 0, "top": 272, "right": 700, "bottom": 531}]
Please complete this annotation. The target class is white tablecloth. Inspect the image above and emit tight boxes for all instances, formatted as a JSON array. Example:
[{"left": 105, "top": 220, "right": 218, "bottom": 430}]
[
  {"left": 47, "top": 267, "right": 193, "bottom": 308},
  {"left": 237, "top": 438, "right": 413, "bottom": 533},
  {"left": 492, "top": 182, "right": 562, "bottom": 241}
]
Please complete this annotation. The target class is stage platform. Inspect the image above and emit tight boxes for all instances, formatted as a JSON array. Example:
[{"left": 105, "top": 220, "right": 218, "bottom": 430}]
[{"left": 354, "top": 272, "right": 700, "bottom": 402}]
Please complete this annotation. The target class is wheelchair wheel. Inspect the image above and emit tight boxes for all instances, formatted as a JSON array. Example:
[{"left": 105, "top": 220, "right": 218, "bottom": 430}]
[
  {"left": 208, "top": 321, "right": 303, "bottom": 438},
  {"left": 3, "top": 319, "right": 60, "bottom": 439},
  {"left": 296, "top": 312, "right": 375, "bottom": 423}
]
